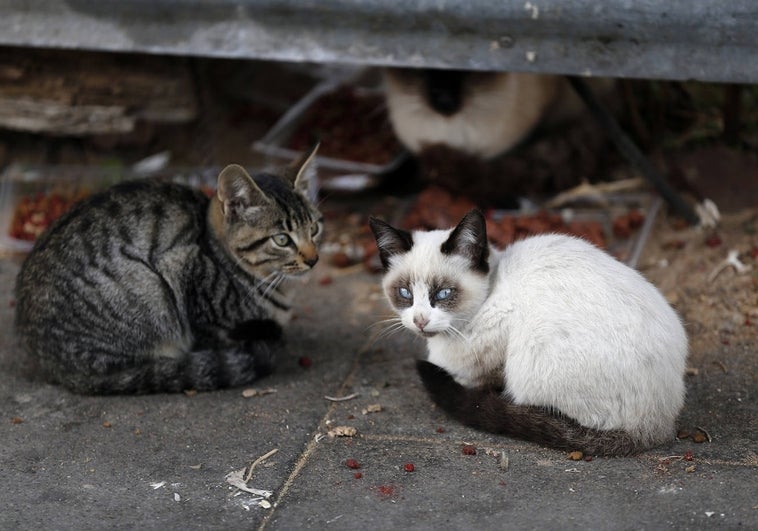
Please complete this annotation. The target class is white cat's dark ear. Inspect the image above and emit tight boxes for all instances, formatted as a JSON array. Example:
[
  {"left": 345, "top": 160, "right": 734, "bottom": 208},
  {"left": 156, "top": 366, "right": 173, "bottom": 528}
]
[
  {"left": 369, "top": 217, "right": 414, "bottom": 271},
  {"left": 441, "top": 209, "right": 490, "bottom": 273},
  {"left": 285, "top": 142, "right": 319, "bottom": 198},
  {"left": 216, "top": 164, "right": 270, "bottom": 219}
]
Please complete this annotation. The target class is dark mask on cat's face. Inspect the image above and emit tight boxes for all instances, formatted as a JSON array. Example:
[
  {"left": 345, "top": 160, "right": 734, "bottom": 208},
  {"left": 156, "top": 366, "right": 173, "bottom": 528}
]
[{"left": 369, "top": 210, "right": 490, "bottom": 339}]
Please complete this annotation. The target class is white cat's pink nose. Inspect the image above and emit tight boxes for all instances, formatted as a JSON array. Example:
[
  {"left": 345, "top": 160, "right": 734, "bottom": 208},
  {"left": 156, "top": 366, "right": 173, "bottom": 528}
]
[{"left": 413, "top": 316, "right": 429, "bottom": 330}]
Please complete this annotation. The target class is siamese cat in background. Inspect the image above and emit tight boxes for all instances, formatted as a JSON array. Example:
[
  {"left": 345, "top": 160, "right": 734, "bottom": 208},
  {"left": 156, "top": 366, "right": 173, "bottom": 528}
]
[
  {"left": 369, "top": 210, "right": 688, "bottom": 456},
  {"left": 382, "top": 68, "right": 617, "bottom": 204},
  {"left": 383, "top": 68, "right": 614, "bottom": 158}
]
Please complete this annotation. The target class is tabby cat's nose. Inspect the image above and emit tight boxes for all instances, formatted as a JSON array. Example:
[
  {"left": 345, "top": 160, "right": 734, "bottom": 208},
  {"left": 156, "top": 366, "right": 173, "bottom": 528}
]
[{"left": 304, "top": 256, "right": 319, "bottom": 268}]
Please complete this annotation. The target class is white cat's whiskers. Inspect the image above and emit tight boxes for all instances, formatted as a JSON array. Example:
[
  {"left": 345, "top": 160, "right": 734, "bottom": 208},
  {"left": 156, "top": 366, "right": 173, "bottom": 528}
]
[
  {"left": 365, "top": 317, "right": 408, "bottom": 346},
  {"left": 445, "top": 323, "right": 470, "bottom": 342}
]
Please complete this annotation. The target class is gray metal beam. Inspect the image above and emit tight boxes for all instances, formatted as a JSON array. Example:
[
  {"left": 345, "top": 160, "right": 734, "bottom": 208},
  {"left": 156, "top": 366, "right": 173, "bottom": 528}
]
[{"left": 1, "top": 0, "right": 756, "bottom": 83}]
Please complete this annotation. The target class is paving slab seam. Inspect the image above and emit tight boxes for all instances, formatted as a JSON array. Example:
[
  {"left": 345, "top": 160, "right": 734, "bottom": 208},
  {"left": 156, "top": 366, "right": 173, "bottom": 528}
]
[{"left": 257, "top": 336, "right": 375, "bottom": 530}]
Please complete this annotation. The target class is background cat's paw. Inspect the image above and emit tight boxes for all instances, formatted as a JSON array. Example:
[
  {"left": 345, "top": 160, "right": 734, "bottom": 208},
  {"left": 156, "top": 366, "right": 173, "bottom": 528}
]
[{"left": 230, "top": 319, "right": 283, "bottom": 341}]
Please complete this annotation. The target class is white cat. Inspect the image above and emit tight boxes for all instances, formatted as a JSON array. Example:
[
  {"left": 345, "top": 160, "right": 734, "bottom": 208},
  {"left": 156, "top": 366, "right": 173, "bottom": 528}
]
[{"left": 369, "top": 210, "right": 688, "bottom": 456}]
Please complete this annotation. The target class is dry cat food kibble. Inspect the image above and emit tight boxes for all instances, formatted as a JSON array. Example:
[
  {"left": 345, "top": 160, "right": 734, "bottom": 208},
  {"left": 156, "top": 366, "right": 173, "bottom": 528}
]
[
  {"left": 345, "top": 459, "right": 361, "bottom": 470},
  {"left": 403, "top": 463, "right": 415, "bottom": 472},
  {"left": 461, "top": 445, "right": 477, "bottom": 456},
  {"left": 401, "top": 186, "right": 609, "bottom": 249},
  {"left": 9, "top": 191, "right": 88, "bottom": 241},
  {"left": 287, "top": 86, "right": 401, "bottom": 165}
]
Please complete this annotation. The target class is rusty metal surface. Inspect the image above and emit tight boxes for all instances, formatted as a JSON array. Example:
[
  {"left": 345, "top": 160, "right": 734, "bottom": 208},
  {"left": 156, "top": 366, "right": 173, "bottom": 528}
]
[{"left": 0, "top": 0, "right": 756, "bottom": 83}]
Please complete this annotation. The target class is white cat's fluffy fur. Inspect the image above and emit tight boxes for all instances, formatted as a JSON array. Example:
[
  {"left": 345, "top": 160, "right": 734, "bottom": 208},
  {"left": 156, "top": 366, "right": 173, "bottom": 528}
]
[{"left": 377, "top": 217, "right": 688, "bottom": 448}]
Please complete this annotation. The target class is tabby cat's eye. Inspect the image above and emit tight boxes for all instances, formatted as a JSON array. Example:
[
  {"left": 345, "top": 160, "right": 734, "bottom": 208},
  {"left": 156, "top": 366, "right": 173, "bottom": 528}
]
[
  {"left": 435, "top": 288, "right": 452, "bottom": 301},
  {"left": 398, "top": 287, "right": 412, "bottom": 300},
  {"left": 311, "top": 223, "right": 321, "bottom": 237},
  {"left": 272, "top": 233, "right": 291, "bottom": 247}
]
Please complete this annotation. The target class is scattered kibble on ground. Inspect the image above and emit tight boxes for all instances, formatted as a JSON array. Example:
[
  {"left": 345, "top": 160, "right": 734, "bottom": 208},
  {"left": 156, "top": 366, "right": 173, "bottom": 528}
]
[
  {"left": 345, "top": 459, "right": 360, "bottom": 469},
  {"left": 403, "top": 463, "right": 415, "bottom": 472},
  {"left": 462, "top": 445, "right": 477, "bottom": 456}
]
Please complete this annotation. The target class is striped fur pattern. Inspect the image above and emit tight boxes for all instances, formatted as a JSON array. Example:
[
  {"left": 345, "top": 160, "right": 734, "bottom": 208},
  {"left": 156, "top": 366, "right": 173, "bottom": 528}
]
[
  {"left": 369, "top": 210, "right": 688, "bottom": 456},
  {"left": 15, "top": 147, "right": 323, "bottom": 394}
]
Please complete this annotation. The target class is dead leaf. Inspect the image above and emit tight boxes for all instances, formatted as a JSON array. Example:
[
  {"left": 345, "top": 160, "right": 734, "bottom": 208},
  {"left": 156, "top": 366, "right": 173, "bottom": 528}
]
[
  {"left": 225, "top": 468, "right": 273, "bottom": 498},
  {"left": 328, "top": 426, "right": 357, "bottom": 438}
]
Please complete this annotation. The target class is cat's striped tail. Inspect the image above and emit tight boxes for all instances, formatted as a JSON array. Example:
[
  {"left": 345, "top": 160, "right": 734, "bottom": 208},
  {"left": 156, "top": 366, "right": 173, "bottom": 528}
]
[
  {"left": 50, "top": 339, "right": 279, "bottom": 395},
  {"left": 416, "top": 360, "right": 642, "bottom": 457}
]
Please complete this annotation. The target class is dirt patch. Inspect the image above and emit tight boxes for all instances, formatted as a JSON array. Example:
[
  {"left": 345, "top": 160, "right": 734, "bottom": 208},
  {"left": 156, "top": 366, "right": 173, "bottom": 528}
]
[{"left": 641, "top": 208, "right": 757, "bottom": 372}]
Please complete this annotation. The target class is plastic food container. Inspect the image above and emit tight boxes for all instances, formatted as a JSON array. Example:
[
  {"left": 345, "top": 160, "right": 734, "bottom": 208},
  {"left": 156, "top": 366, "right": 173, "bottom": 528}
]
[
  {"left": 0, "top": 165, "right": 122, "bottom": 252},
  {"left": 0, "top": 164, "right": 218, "bottom": 253},
  {"left": 253, "top": 79, "right": 406, "bottom": 193}
]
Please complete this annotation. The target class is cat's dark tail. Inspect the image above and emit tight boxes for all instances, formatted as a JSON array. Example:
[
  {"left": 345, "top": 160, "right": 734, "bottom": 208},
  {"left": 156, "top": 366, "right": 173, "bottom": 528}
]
[{"left": 416, "top": 360, "right": 642, "bottom": 457}]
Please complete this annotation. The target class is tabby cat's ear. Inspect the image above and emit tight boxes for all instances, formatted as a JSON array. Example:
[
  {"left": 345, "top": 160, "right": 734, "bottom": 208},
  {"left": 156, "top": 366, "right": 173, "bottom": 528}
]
[
  {"left": 284, "top": 142, "right": 319, "bottom": 198},
  {"left": 368, "top": 217, "right": 414, "bottom": 271},
  {"left": 441, "top": 209, "right": 489, "bottom": 273},
  {"left": 216, "top": 164, "right": 270, "bottom": 219}
]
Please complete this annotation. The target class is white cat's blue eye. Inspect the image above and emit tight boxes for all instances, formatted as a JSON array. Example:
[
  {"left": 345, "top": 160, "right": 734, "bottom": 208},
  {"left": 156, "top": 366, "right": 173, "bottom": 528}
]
[
  {"left": 435, "top": 288, "right": 453, "bottom": 301},
  {"left": 272, "top": 233, "right": 291, "bottom": 247},
  {"left": 398, "top": 287, "right": 412, "bottom": 300}
]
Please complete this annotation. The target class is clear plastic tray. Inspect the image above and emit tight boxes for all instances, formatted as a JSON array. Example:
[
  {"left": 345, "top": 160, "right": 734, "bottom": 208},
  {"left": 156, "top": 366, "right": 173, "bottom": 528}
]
[
  {"left": 0, "top": 164, "right": 218, "bottom": 253},
  {"left": 253, "top": 79, "right": 405, "bottom": 192}
]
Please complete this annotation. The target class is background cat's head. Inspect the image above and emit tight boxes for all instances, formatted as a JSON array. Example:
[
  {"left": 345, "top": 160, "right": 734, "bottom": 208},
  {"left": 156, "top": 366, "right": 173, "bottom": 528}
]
[
  {"left": 212, "top": 145, "right": 323, "bottom": 278},
  {"left": 369, "top": 210, "right": 491, "bottom": 339},
  {"left": 383, "top": 67, "right": 561, "bottom": 159}
]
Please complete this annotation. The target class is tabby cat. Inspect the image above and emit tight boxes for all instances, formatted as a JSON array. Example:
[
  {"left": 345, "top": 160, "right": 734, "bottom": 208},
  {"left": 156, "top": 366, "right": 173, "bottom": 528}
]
[
  {"left": 369, "top": 210, "right": 688, "bottom": 456},
  {"left": 15, "top": 147, "right": 323, "bottom": 394}
]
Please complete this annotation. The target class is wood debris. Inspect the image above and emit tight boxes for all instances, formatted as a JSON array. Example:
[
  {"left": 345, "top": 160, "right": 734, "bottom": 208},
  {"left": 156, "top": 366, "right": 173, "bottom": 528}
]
[
  {"left": 328, "top": 426, "right": 358, "bottom": 438},
  {"left": 225, "top": 448, "right": 278, "bottom": 501},
  {"left": 244, "top": 449, "right": 279, "bottom": 482},
  {"left": 241, "top": 387, "right": 277, "bottom": 398},
  {"left": 707, "top": 249, "right": 752, "bottom": 282},
  {"left": 361, "top": 403, "right": 382, "bottom": 415},
  {"left": 324, "top": 393, "right": 360, "bottom": 402},
  {"left": 544, "top": 177, "right": 645, "bottom": 209},
  {"left": 225, "top": 468, "right": 273, "bottom": 499},
  {"left": 0, "top": 48, "right": 196, "bottom": 135}
]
